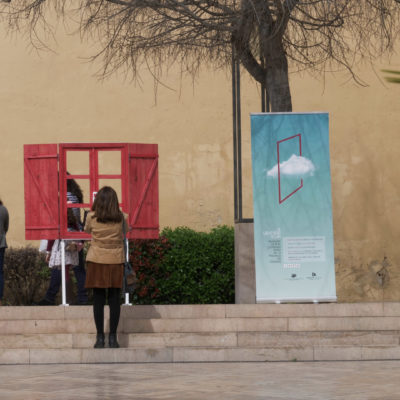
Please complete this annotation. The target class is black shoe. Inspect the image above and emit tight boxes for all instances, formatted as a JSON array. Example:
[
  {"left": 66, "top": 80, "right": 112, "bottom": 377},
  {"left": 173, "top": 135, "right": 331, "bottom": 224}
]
[
  {"left": 94, "top": 333, "right": 105, "bottom": 348},
  {"left": 36, "top": 298, "right": 54, "bottom": 306},
  {"left": 109, "top": 333, "right": 119, "bottom": 348}
]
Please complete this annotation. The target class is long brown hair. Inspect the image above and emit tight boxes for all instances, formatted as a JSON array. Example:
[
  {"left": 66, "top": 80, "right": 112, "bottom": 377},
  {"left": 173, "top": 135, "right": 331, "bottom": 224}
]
[
  {"left": 91, "top": 186, "right": 123, "bottom": 223},
  {"left": 67, "top": 173, "right": 83, "bottom": 203},
  {"left": 0, "top": 198, "right": 3, "bottom": 206}
]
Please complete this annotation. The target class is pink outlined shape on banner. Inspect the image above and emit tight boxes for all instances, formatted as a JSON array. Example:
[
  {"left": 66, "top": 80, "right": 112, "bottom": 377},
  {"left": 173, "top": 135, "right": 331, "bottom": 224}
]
[{"left": 277, "top": 134, "right": 303, "bottom": 204}]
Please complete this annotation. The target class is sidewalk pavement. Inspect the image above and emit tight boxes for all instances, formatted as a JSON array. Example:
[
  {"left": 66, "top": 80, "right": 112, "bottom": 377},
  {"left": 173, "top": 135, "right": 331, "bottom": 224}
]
[{"left": 0, "top": 360, "right": 399, "bottom": 399}]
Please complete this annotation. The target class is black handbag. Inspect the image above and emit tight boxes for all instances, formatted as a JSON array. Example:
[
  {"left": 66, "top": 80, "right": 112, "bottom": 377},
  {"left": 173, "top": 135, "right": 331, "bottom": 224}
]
[{"left": 122, "top": 219, "right": 138, "bottom": 294}]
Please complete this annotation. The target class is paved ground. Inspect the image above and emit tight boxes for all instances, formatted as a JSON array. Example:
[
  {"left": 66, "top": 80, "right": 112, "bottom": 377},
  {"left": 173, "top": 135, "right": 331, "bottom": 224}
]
[{"left": 0, "top": 361, "right": 399, "bottom": 399}]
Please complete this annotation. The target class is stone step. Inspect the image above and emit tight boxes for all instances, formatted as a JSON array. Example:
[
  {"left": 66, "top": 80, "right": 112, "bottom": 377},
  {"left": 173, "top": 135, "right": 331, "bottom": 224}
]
[
  {"left": 2, "top": 302, "right": 400, "bottom": 321},
  {"left": 1, "top": 304, "right": 400, "bottom": 364},
  {"left": 236, "top": 331, "right": 400, "bottom": 347},
  {"left": 1, "top": 331, "right": 400, "bottom": 350},
  {"left": 0, "top": 319, "right": 97, "bottom": 334},
  {"left": 3, "top": 315, "right": 400, "bottom": 334},
  {"left": 0, "top": 332, "right": 237, "bottom": 349},
  {"left": 2, "top": 345, "right": 400, "bottom": 364},
  {"left": 124, "top": 316, "right": 400, "bottom": 333},
  {"left": 126, "top": 331, "right": 400, "bottom": 348}
]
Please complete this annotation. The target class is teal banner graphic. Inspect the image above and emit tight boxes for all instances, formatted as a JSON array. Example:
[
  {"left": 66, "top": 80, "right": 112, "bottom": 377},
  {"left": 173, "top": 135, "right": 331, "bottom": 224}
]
[{"left": 251, "top": 113, "right": 336, "bottom": 303}]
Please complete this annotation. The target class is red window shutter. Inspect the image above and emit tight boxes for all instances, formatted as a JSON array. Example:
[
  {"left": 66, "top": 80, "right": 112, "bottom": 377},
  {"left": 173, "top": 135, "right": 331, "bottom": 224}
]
[
  {"left": 24, "top": 144, "right": 59, "bottom": 240},
  {"left": 127, "top": 144, "right": 159, "bottom": 239}
]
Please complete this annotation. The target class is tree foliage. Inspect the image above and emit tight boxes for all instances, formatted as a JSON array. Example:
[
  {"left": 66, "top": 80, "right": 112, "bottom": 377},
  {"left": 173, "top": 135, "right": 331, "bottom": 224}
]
[{"left": 1, "top": 0, "right": 400, "bottom": 111}]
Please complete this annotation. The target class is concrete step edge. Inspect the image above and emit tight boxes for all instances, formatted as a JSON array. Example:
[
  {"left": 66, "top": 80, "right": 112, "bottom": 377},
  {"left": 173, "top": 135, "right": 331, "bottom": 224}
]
[
  {"left": 2, "top": 302, "right": 400, "bottom": 319},
  {"left": 1, "top": 331, "right": 400, "bottom": 349},
  {"left": 3, "top": 345, "right": 400, "bottom": 364}
]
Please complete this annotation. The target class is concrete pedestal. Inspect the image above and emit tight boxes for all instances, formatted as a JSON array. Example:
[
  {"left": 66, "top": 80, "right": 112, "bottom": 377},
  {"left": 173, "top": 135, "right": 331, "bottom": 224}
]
[{"left": 235, "top": 222, "right": 256, "bottom": 304}]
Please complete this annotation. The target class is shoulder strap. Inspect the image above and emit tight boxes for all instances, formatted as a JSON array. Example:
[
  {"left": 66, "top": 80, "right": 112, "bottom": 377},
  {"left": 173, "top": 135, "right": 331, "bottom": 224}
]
[{"left": 122, "top": 217, "right": 128, "bottom": 262}]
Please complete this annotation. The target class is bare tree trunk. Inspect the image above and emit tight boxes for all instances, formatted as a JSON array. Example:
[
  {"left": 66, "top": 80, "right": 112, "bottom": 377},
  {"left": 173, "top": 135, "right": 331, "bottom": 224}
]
[{"left": 264, "top": 41, "right": 292, "bottom": 112}]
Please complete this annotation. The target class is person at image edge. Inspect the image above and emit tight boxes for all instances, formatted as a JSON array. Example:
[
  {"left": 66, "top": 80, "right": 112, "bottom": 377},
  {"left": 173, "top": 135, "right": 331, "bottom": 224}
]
[{"left": 0, "top": 198, "right": 9, "bottom": 306}]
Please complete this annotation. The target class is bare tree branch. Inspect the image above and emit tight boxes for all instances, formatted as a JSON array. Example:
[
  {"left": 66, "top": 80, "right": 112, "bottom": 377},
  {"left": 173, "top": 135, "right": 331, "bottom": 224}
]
[{"left": 1, "top": 0, "right": 400, "bottom": 111}]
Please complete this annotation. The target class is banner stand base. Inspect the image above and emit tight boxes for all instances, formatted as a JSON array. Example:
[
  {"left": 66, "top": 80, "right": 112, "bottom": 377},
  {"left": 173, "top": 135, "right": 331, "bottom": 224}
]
[{"left": 258, "top": 297, "right": 337, "bottom": 304}]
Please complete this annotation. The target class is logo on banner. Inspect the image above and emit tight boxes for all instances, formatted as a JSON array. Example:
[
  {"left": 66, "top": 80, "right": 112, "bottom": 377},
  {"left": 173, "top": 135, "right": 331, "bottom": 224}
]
[
  {"left": 307, "top": 272, "right": 322, "bottom": 281},
  {"left": 287, "top": 273, "right": 302, "bottom": 281}
]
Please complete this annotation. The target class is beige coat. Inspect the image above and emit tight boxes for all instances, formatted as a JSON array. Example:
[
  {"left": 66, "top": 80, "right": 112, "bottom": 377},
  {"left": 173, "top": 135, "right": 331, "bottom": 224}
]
[{"left": 84, "top": 212, "right": 126, "bottom": 264}]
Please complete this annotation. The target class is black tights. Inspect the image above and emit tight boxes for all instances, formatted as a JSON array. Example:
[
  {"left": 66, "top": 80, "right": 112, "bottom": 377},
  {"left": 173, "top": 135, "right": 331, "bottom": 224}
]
[{"left": 93, "top": 288, "right": 121, "bottom": 334}]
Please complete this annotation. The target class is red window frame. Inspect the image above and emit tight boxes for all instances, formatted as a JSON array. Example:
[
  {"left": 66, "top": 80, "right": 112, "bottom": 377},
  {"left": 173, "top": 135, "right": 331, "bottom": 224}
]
[
  {"left": 24, "top": 142, "right": 159, "bottom": 240},
  {"left": 59, "top": 143, "right": 129, "bottom": 239}
]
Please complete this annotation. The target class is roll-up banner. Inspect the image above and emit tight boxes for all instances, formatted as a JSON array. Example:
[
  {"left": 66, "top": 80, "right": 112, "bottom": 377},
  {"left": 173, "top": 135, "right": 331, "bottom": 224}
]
[{"left": 251, "top": 112, "right": 336, "bottom": 303}]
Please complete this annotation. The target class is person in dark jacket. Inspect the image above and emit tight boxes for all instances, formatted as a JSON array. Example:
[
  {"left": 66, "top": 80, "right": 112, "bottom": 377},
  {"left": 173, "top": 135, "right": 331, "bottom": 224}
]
[{"left": 0, "top": 198, "right": 9, "bottom": 306}]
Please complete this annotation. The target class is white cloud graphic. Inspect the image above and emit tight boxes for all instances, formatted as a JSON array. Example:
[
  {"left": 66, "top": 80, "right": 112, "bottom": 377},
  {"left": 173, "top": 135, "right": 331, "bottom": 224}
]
[{"left": 267, "top": 154, "right": 315, "bottom": 178}]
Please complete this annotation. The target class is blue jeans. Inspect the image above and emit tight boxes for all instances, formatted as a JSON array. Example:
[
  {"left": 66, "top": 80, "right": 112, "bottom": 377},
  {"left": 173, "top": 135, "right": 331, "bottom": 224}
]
[
  {"left": 44, "top": 267, "right": 65, "bottom": 303},
  {"left": 45, "top": 251, "right": 88, "bottom": 304},
  {"left": 0, "top": 248, "right": 5, "bottom": 300},
  {"left": 73, "top": 251, "right": 88, "bottom": 304}
]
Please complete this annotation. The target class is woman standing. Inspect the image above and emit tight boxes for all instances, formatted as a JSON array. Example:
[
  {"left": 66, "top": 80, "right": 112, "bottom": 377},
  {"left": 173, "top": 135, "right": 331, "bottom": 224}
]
[
  {"left": 84, "top": 186, "right": 126, "bottom": 348},
  {"left": 0, "top": 198, "right": 9, "bottom": 306},
  {"left": 40, "top": 209, "right": 82, "bottom": 305},
  {"left": 38, "top": 177, "right": 87, "bottom": 306}
]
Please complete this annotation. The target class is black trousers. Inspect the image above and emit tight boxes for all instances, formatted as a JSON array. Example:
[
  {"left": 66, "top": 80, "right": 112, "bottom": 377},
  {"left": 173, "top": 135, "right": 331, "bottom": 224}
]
[
  {"left": 93, "top": 288, "right": 121, "bottom": 334},
  {"left": 0, "top": 248, "right": 4, "bottom": 300}
]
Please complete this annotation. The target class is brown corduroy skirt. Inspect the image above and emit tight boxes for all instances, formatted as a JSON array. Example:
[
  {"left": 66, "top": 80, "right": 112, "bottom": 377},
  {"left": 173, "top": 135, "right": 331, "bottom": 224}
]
[{"left": 85, "top": 262, "right": 124, "bottom": 289}]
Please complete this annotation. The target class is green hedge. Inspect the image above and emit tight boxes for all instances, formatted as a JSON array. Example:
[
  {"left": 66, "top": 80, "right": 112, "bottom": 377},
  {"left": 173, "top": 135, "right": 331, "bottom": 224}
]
[
  {"left": 130, "top": 226, "right": 235, "bottom": 304},
  {"left": 3, "top": 247, "right": 50, "bottom": 305},
  {"left": 1, "top": 225, "right": 235, "bottom": 305}
]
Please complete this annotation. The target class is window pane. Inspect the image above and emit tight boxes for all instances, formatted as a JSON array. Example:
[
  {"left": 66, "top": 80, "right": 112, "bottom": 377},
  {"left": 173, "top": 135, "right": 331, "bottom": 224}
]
[
  {"left": 66, "top": 150, "right": 89, "bottom": 175},
  {"left": 66, "top": 179, "right": 90, "bottom": 205},
  {"left": 98, "top": 179, "right": 122, "bottom": 204},
  {"left": 64, "top": 178, "right": 90, "bottom": 231},
  {"left": 98, "top": 150, "right": 121, "bottom": 175}
]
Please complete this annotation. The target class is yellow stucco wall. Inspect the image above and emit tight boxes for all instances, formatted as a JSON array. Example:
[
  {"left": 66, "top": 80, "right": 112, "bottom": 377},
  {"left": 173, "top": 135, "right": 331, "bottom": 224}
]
[
  {"left": 0, "top": 28, "right": 237, "bottom": 243},
  {"left": 1, "top": 24, "right": 400, "bottom": 301}
]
